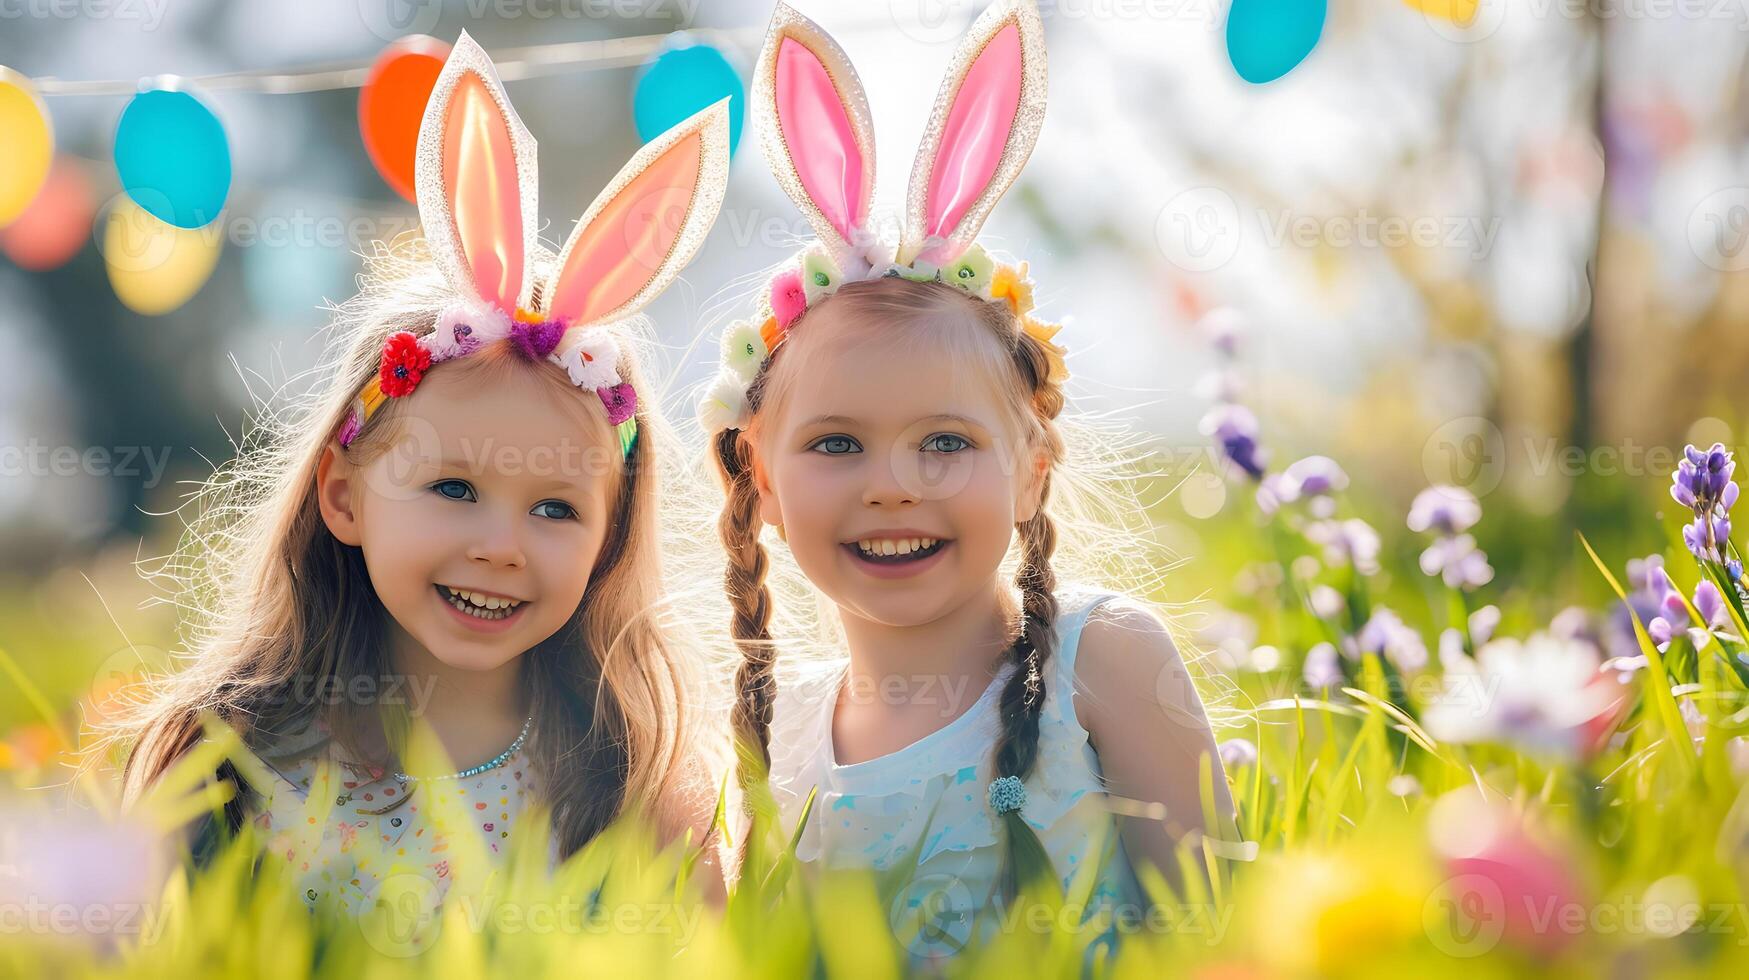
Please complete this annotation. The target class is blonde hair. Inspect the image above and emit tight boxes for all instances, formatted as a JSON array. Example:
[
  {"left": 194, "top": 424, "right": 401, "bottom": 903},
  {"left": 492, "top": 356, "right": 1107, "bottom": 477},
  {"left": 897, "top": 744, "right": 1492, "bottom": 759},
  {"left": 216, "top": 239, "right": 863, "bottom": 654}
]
[
  {"left": 114, "top": 236, "right": 708, "bottom": 858},
  {"left": 704, "top": 272, "right": 1229, "bottom": 890}
]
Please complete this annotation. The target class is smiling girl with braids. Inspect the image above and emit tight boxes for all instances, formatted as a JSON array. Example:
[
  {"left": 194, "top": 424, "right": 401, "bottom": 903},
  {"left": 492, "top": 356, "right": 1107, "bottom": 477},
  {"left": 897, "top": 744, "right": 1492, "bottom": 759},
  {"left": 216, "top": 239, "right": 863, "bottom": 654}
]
[{"left": 696, "top": 0, "right": 1235, "bottom": 949}]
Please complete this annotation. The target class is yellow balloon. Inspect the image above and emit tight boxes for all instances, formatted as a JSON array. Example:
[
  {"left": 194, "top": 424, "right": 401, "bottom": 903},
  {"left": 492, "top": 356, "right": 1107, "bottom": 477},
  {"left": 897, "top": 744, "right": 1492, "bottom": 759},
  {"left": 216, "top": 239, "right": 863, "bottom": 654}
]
[
  {"left": 103, "top": 197, "right": 222, "bottom": 315},
  {"left": 1400, "top": 0, "right": 1481, "bottom": 24},
  {"left": 0, "top": 67, "right": 53, "bottom": 227}
]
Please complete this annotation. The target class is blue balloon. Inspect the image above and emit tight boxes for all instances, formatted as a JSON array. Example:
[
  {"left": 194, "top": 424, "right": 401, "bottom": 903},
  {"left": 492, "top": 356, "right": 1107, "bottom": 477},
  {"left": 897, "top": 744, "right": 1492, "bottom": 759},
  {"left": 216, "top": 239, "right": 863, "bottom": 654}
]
[
  {"left": 114, "top": 86, "right": 231, "bottom": 229},
  {"left": 633, "top": 40, "right": 744, "bottom": 156},
  {"left": 1226, "top": 0, "right": 1326, "bottom": 85}
]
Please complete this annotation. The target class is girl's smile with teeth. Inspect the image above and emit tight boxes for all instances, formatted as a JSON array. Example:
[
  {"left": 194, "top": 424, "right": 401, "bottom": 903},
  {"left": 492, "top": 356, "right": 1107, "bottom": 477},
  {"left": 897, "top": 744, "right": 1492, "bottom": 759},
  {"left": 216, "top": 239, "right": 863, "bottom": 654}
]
[
  {"left": 855, "top": 536, "right": 941, "bottom": 556},
  {"left": 435, "top": 584, "right": 529, "bottom": 622}
]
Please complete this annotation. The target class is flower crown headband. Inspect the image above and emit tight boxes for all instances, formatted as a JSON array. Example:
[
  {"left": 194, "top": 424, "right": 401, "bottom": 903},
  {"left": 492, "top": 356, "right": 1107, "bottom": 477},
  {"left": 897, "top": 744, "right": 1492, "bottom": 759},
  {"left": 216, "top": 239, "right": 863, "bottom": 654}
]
[
  {"left": 697, "top": 0, "right": 1066, "bottom": 434},
  {"left": 339, "top": 31, "right": 731, "bottom": 459}
]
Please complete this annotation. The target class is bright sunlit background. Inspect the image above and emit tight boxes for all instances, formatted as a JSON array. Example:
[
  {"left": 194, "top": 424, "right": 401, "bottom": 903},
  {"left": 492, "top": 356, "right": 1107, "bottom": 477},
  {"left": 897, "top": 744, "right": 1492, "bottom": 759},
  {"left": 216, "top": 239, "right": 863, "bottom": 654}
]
[{"left": 5, "top": 0, "right": 1749, "bottom": 974}]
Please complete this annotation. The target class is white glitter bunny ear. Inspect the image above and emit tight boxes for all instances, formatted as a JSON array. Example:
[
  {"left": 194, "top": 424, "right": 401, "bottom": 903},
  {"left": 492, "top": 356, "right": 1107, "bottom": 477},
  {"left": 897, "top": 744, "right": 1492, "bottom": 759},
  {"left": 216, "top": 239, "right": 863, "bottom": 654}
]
[
  {"left": 414, "top": 29, "right": 540, "bottom": 318},
  {"left": 897, "top": 0, "right": 1047, "bottom": 268},
  {"left": 752, "top": 2, "right": 881, "bottom": 278},
  {"left": 540, "top": 97, "right": 732, "bottom": 330}
]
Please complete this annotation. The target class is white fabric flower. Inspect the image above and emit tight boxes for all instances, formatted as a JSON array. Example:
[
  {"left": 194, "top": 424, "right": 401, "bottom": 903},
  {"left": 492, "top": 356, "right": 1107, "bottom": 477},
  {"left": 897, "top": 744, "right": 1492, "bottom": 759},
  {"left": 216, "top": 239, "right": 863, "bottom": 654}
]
[
  {"left": 427, "top": 300, "right": 510, "bottom": 361},
  {"left": 720, "top": 320, "right": 768, "bottom": 383},
  {"left": 697, "top": 374, "right": 750, "bottom": 432},
  {"left": 800, "top": 246, "right": 842, "bottom": 305},
  {"left": 550, "top": 329, "right": 621, "bottom": 390}
]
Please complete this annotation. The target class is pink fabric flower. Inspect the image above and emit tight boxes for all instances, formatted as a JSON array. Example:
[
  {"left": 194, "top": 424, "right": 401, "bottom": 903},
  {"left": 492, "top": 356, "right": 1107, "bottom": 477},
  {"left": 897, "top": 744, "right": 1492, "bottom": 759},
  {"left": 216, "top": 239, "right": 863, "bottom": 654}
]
[
  {"left": 599, "top": 382, "right": 637, "bottom": 426},
  {"left": 770, "top": 267, "right": 807, "bottom": 329},
  {"left": 336, "top": 407, "right": 362, "bottom": 447}
]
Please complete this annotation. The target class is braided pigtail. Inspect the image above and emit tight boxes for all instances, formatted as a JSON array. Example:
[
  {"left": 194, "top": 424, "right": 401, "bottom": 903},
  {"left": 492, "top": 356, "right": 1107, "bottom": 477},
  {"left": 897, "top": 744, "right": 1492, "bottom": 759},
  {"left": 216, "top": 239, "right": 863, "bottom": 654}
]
[
  {"left": 713, "top": 426, "right": 778, "bottom": 829},
  {"left": 989, "top": 487, "right": 1063, "bottom": 900},
  {"left": 986, "top": 313, "right": 1070, "bottom": 901}
]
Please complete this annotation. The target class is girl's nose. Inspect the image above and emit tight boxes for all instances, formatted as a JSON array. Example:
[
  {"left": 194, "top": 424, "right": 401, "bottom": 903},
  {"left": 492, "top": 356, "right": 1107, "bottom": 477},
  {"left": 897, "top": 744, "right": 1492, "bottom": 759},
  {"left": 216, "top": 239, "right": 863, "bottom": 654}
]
[
  {"left": 862, "top": 463, "right": 919, "bottom": 508},
  {"left": 467, "top": 512, "right": 527, "bottom": 568}
]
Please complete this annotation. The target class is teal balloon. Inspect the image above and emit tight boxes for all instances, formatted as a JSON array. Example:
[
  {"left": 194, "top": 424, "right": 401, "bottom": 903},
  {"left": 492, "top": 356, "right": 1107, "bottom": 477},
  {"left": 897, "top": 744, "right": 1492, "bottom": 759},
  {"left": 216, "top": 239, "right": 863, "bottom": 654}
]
[
  {"left": 633, "top": 40, "right": 744, "bottom": 156},
  {"left": 1226, "top": 0, "right": 1326, "bottom": 84},
  {"left": 114, "top": 86, "right": 231, "bottom": 229}
]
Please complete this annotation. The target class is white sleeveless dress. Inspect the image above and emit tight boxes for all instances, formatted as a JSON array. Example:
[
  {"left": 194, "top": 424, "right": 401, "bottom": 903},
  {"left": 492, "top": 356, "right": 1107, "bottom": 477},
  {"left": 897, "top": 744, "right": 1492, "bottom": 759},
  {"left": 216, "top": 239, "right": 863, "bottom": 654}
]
[{"left": 767, "top": 588, "right": 1145, "bottom": 955}]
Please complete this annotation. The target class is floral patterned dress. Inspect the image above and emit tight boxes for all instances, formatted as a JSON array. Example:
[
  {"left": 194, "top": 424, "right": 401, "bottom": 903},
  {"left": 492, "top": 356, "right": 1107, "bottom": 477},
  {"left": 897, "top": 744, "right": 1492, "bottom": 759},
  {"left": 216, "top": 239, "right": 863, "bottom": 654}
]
[{"left": 241, "top": 720, "right": 542, "bottom": 915}]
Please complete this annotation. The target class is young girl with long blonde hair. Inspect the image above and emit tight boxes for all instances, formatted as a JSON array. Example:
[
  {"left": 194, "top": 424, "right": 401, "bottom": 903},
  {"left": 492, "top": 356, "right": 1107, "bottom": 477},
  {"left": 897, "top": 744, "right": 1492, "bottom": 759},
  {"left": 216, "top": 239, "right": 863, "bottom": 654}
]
[
  {"left": 696, "top": 0, "right": 1238, "bottom": 951},
  {"left": 118, "top": 33, "right": 733, "bottom": 909}
]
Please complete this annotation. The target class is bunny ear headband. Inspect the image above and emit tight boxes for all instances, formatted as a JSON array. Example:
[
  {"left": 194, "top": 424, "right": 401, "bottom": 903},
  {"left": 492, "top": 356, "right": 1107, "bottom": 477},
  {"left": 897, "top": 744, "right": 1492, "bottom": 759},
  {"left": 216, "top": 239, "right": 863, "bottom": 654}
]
[
  {"left": 698, "top": 0, "right": 1065, "bottom": 434},
  {"left": 339, "top": 31, "right": 732, "bottom": 458}
]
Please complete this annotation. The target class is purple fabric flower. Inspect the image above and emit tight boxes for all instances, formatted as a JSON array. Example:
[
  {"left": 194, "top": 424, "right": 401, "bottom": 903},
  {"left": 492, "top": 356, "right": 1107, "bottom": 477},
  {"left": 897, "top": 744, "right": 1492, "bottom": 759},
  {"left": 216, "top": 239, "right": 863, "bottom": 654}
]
[
  {"left": 509, "top": 318, "right": 567, "bottom": 360},
  {"left": 1199, "top": 403, "right": 1267, "bottom": 480}
]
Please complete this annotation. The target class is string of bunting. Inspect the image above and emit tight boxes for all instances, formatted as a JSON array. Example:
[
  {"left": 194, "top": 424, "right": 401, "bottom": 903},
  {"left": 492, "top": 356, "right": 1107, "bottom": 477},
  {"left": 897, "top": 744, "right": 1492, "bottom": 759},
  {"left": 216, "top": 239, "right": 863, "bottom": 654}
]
[{"left": 0, "top": 27, "right": 755, "bottom": 314}]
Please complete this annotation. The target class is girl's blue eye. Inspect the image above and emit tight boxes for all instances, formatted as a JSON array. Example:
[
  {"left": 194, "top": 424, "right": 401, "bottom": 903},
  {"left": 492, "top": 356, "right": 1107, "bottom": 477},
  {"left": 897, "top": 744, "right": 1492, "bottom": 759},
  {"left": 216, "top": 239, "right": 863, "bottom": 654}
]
[
  {"left": 810, "top": 435, "right": 861, "bottom": 455},
  {"left": 532, "top": 500, "right": 578, "bottom": 521},
  {"left": 922, "top": 433, "right": 971, "bottom": 454},
  {"left": 432, "top": 479, "right": 475, "bottom": 501}
]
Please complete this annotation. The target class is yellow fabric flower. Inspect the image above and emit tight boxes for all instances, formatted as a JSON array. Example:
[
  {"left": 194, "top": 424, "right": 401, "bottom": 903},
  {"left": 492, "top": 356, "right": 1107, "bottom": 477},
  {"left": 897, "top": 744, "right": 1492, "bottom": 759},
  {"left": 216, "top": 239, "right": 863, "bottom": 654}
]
[
  {"left": 1021, "top": 316, "right": 1068, "bottom": 384},
  {"left": 990, "top": 261, "right": 1035, "bottom": 316}
]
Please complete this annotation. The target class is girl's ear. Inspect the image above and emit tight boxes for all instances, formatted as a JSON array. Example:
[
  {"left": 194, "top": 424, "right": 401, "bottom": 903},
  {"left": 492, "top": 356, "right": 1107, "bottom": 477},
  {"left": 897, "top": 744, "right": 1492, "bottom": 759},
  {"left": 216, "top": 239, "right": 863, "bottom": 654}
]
[
  {"left": 316, "top": 441, "right": 364, "bottom": 547},
  {"left": 1013, "top": 445, "right": 1049, "bottom": 525}
]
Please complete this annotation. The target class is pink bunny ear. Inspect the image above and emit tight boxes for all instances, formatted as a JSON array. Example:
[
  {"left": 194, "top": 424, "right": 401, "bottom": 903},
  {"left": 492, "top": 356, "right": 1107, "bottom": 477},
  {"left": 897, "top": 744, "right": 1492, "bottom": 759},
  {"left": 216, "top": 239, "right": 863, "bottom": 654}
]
[
  {"left": 899, "top": 0, "right": 1047, "bottom": 267},
  {"left": 753, "top": 3, "right": 878, "bottom": 273},
  {"left": 540, "top": 98, "right": 732, "bottom": 328},
  {"left": 415, "top": 31, "right": 539, "bottom": 315}
]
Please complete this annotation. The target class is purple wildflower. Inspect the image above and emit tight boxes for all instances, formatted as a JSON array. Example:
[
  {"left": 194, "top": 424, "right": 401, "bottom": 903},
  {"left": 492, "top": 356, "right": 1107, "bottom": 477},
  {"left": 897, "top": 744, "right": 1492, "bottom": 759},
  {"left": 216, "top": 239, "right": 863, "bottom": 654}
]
[
  {"left": 1217, "top": 737, "right": 1258, "bottom": 768},
  {"left": 1355, "top": 607, "right": 1429, "bottom": 672},
  {"left": 1303, "top": 642, "right": 1341, "bottom": 690},
  {"left": 1408, "top": 484, "right": 1492, "bottom": 592},
  {"left": 1283, "top": 455, "right": 1349, "bottom": 499},
  {"left": 1304, "top": 518, "right": 1382, "bottom": 575},
  {"left": 1694, "top": 580, "right": 1728, "bottom": 629},
  {"left": 1197, "top": 306, "right": 1246, "bottom": 358},
  {"left": 1199, "top": 403, "right": 1268, "bottom": 480},
  {"left": 1407, "top": 485, "right": 1482, "bottom": 535},
  {"left": 1419, "top": 533, "right": 1495, "bottom": 590},
  {"left": 1671, "top": 443, "right": 1738, "bottom": 562}
]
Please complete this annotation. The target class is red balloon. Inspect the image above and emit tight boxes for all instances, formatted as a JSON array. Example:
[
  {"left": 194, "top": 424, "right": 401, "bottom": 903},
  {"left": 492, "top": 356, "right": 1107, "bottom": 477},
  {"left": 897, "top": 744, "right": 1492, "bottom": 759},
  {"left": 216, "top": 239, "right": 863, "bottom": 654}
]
[
  {"left": 359, "top": 36, "right": 450, "bottom": 202},
  {"left": 1, "top": 155, "right": 94, "bottom": 271}
]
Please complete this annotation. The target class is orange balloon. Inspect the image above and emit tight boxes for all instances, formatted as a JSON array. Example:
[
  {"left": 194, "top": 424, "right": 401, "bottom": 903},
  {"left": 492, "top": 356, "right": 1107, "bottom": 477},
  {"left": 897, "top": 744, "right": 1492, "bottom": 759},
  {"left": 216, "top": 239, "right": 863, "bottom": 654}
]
[
  {"left": 1, "top": 155, "right": 94, "bottom": 271},
  {"left": 359, "top": 36, "right": 450, "bottom": 202}
]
